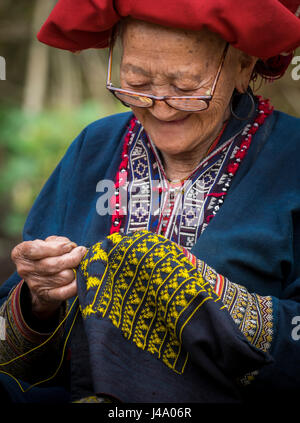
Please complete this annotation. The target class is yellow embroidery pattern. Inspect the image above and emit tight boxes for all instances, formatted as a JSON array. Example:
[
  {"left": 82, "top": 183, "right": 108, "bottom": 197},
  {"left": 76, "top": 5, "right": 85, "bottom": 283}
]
[{"left": 78, "top": 231, "right": 222, "bottom": 374}]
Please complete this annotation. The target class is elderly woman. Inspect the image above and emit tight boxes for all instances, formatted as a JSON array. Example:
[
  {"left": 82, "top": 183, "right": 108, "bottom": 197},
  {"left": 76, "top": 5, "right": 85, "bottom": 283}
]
[{"left": 0, "top": 0, "right": 300, "bottom": 404}]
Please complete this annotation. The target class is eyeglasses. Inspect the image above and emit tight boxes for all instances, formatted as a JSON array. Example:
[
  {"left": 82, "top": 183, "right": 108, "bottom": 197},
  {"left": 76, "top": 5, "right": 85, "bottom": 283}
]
[{"left": 106, "top": 38, "right": 229, "bottom": 112}]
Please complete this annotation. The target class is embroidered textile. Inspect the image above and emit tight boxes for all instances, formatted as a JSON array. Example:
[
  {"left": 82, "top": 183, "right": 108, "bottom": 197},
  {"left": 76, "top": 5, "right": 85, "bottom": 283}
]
[
  {"left": 115, "top": 122, "right": 242, "bottom": 247},
  {"left": 107, "top": 97, "right": 275, "bottom": 356},
  {"left": 195, "top": 259, "right": 273, "bottom": 352},
  {"left": 0, "top": 282, "right": 66, "bottom": 383},
  {"left": 78, "top": 230, "right": 223, "bottom": 374}
]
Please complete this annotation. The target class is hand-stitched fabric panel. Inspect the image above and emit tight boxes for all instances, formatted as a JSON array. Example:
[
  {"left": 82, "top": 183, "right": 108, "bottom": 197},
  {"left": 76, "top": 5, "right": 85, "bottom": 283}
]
[{"left": 78, "top": 230, "right": 222, "bottom": 374}]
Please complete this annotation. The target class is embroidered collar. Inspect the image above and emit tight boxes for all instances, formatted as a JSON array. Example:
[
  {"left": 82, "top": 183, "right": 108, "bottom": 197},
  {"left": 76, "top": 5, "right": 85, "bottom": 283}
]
[{"left": 110, "top": 96, "right": 273, "bottom": 250}]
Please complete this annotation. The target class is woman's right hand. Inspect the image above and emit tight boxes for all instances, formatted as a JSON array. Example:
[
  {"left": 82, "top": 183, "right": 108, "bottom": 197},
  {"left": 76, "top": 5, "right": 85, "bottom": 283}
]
[{"left": 11, "top": 236, "right": 87, "bottom": 320}]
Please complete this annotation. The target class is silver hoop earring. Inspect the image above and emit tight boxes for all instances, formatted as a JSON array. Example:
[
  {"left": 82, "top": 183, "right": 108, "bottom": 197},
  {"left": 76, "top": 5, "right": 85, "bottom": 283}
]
[{"left": 230, "top": 90, "right": 255, "bottom": 121}]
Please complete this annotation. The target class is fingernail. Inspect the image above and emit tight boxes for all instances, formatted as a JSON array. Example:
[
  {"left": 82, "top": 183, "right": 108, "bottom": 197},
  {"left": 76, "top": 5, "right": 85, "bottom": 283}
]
[{"left": 63, "top": 242, "right": 77, "bottom": 252}]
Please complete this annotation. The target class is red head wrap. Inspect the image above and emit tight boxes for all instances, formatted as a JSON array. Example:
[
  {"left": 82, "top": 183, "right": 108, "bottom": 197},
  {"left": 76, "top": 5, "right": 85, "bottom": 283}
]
[{"left": 37, "top": 0, "right": 300, "bottom": 78}]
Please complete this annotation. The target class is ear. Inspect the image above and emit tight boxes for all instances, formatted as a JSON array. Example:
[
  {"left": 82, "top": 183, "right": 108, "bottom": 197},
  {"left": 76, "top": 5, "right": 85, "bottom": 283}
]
[{"left": 235, "top": 53, "right": 258, "bottom": 93}]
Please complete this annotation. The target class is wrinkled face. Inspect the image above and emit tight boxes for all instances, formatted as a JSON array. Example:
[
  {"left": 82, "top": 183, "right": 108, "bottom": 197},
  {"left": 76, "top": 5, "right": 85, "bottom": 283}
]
[{"left": 120, "top": 20, "right": 256, "bottom": 157}]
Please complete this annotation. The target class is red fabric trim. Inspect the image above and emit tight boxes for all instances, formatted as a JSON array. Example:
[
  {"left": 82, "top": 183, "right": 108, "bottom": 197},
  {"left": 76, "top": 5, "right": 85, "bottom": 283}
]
[
  {"left": 110, "top": 117, "right": 137, "bottom": 234},
  {"left": 9, "top": 281, "right": 52, "bottom": 343},
  {"left": 179, "top": 246, "right": 197, "bottom": 268}
]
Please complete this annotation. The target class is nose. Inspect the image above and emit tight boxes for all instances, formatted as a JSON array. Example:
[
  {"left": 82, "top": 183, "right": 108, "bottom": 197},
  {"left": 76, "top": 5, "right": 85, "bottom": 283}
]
[
  {"left": 146, "top": 83, "right": 184, "bottom": 121},
  {"left": 149, "top": 98, "right": 187, "bottom": 122}
]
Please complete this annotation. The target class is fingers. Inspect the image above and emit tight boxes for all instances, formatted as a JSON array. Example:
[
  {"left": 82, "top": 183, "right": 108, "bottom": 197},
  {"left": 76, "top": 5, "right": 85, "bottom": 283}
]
[
  {"left": 25, "top": 267, "right": 78, "bottom": 312},
  {"left": 12, "top": 239, "right": 78, "bottom": 262},
  {"left": 27, "top": 268, "right": 75, "bottom": 288},
  {"left": 45, "top": 235, "right": 74, "bottom": 243},
  {"left": 10, "top": 236, "right": 86, "bottom": 319},
  {"left": 45, "top": 279, "right": 78, "bottom": 302},
  {"left": 16, "top": 246, "right": 87, "bottom": 278}
]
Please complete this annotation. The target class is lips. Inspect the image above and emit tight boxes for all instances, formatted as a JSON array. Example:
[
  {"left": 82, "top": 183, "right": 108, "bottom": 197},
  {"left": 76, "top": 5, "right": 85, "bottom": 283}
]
[{"left": 155, "top": 114, "right": 191, "bottom": 126}]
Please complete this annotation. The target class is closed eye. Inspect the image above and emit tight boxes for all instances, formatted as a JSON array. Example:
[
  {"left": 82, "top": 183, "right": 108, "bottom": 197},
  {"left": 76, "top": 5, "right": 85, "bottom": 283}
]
[
  {"left": 173, "top": 84, "right": 210, "bottom": 96},
  {"left": 125, "top": 83, "right": 152, "bottom": 92},
  {"left": 175, "top": 87, "right": 198, "bottom": 94}
]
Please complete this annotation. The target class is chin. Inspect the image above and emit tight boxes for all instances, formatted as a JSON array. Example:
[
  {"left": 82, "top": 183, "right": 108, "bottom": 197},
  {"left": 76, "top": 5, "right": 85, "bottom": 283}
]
[
  {"left": 150, "top": 134, "right": 194, "bottom": 156},
  {"left": 149, "top": 125, "right": 197, "bottom": 152}
]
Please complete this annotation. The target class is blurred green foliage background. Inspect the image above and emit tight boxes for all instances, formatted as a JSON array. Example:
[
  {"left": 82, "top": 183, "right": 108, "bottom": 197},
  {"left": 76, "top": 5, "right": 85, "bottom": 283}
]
[
  {"left": 0, "top": 0, "right": 299, "bottom": 282},
  {"left": 0, "top": 102, "right": 121, "bottom": 237}
]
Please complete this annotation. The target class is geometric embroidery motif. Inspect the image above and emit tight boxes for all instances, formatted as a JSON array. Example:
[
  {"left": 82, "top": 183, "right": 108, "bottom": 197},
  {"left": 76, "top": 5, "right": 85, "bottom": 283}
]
[
  {"left": 195, "top": 259, "right": 273, "bottom": 353},
  {"left": 122, "top": 121, "right": 246, "bottom": 249},
  {"left": 79, "top": 231, "right": 223, "bottom": 374}
]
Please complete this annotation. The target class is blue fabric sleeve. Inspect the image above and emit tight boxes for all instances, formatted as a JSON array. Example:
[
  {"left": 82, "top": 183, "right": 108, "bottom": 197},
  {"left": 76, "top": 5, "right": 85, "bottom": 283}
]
[{"left": 191, "top": 111, "right": 300, "bottom": 396}]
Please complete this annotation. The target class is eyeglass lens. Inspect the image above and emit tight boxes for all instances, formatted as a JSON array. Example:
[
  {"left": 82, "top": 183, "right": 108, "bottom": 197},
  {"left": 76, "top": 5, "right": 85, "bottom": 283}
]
[{"left": 114, "top": 91, "right": 209, "bottom": 112}]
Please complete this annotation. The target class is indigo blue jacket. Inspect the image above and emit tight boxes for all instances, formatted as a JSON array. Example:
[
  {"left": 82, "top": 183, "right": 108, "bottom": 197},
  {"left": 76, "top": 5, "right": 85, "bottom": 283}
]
[{"left": 1, "top": 106, "right": 300, "bottom": 402}]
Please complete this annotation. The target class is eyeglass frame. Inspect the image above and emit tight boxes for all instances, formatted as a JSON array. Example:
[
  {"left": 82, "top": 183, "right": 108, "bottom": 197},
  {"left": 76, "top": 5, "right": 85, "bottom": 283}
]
[{"left": 106, "top": 30, "right": 229, "bottom": 112}]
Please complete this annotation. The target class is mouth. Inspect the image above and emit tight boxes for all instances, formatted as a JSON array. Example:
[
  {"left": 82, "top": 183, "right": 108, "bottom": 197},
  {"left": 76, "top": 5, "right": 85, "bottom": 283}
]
[{"left": 154, "top": 114, "right": 191, "bottom": 127}]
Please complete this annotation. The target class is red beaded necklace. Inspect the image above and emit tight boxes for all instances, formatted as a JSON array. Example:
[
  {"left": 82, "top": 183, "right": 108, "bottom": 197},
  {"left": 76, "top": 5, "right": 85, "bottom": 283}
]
[
  {"left": 110, "top": 117, "right": 137, "bottom": 234},
  {"left": 205, "top": 96, "right": 273, "bottom": 224}
]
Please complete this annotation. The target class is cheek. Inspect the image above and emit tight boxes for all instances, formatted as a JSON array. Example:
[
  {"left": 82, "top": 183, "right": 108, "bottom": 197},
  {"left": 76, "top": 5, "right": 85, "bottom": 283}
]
[
  {"left": 213, "top": 71, "right": 237, "bottom": 109},
  {"left": 201, "top": 85, "right": 233, "bottom": 126}
]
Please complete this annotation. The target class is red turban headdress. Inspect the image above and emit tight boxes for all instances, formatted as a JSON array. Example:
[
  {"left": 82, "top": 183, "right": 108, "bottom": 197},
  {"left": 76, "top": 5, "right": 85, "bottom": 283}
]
[{"left": 37, "top": 0, "right": 300, "bottom": 78}]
